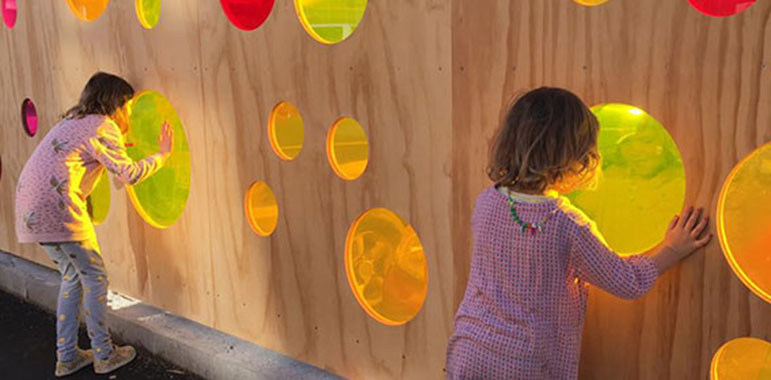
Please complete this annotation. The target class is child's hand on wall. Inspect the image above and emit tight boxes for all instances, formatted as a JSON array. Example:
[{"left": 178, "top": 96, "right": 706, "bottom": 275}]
[
  {"left": 158, "top": 121, "right": 174, "bottom": 156},
  {"left": 652, "top": 206, "right": 712, "bottom": 274}
]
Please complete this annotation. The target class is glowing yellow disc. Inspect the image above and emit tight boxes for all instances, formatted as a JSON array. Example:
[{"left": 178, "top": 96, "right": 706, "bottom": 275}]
[
  {"left": 567, "top": 104, "right": 686, "bottom": 256},
  {"left": 294, "top": 0, "right": 367, "bottom": 44},
  {"left": 573, "top": 0, "right": 609, "bottom": 6},
  {"left": 717, "top": 142, "right": 771, "bottom": 303},
  {"left": 710, "top": 337, "right": 771, "bottom": 380},
  {"left": 66, "top": 0, "right": 109, "bottom": 22},
  {"left": 87, "top": 170, "right": 111, "bottom": 226},
  {"left": 345, "top": 208, "right": 428, "bottom": 325},
  {"left": 135, "top": 0, "right": 161, "bottom": 29},
  {"left": 268, "top": 101, "right": 304, "bottom": 161},
  {"left": 125, "top": 91, "right": 191, "bottom": 229},
  {"left": 326, "top": 117, "right": 369, "bottom": 181},
  {"left": 244, "top": 181, "right": 278, "bottom": 237}
]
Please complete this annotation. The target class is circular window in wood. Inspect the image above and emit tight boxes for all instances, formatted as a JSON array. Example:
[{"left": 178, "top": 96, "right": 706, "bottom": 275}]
[
  {"left": 268, "top": 101, "right": 304, "bottom": 161},
  {"left": 21, "top": 98, "right": 38, "bottom": 137},
  {"left": 86, "top": 170, "right": 111, "bottom": 225},
  {"left": 244, "top": 181, "right": 278, "bottom": 237},
  {"left": 573, "top": 0, "right": 609, "bottom": 6},
  {"left": 346, "top": 208, "right": 428, "bottom": 325},
  {"left": 717, "top": 142, "right": 771, "bottom": 303},
  {"left": 567, "top": 104, "right": 686, "bottom": 256},
  {"left": 220, "top": 0, "right": 275, "bottom": 31},
  {"left": 294, "top": 0, "right": 367, "bottom": 44},
  {"left": 2, "top": 0, "right": 17, "bottom": 28},
  {"left": 125, "top": 90, "right": 191, "bottom": 229},
  {"left": 326, "top": 117, "right": 369, "bottom": 181},
  {"left": 710, "top": 337, "right": 771, "bottom": 380},
  {"left": 688, "top": 0, "right": 757, "bottom": 17},
  {"left": 66, "top": 0, "right": 109, "bottom": 22},
  {"left": 135, "top": 0, "right": 161, "bottom": 29}
]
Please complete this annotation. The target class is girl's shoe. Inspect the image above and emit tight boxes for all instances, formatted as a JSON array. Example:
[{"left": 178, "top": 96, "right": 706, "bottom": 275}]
[
  {"left": 55, "top": 348, "right": 94, "bottom": 377},
  {"left": 93, "top": 345, "right": 136, "bottom": 374}
]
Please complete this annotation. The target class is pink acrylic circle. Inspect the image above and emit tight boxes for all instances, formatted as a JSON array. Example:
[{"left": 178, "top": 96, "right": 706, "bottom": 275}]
[
  {"left": 2, "top": 0, "right": 17, "bottom": 28},
  {"left": 688, "top": 0, "right": 757, "bottom": 17},
  {"left": 21, "top": 98, "right": 38, "bottom": 137},
  {"left": 220, "top": 0, "right": 275, "bottom": 31}
]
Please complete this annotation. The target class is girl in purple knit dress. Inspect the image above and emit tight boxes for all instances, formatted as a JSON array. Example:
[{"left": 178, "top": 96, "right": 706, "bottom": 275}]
[{"left": 446, "top": 87, "right": 711, "bottom": 379}]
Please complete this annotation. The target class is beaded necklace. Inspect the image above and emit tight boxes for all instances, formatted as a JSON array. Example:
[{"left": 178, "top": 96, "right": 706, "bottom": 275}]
[{"left": 505, "top": 189, "right": 556, "bottom": 235}]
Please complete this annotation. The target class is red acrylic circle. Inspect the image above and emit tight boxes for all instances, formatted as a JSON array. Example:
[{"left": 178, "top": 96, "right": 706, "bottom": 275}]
[
  {"left": 21, "top": 98, "right": 38, "bottom": 137},
  {"left": 219, "top": 0, "right": 275, "bottom": 31},
  {"left": 2, "top": 0, "right": 17, "bottom": 29},
  {"left": 687, "top": 0, "right": 757, "bottom": 17}
]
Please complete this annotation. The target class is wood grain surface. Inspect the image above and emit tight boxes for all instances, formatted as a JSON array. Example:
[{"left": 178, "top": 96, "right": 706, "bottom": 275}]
[{"left": 1, "top": 0, "right": 769, "bottom": 379}]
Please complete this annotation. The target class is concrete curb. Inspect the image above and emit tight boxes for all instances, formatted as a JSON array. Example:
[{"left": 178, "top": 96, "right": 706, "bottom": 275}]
[{"left": 0, "top": 250, "right": 343, "bottom": 380}]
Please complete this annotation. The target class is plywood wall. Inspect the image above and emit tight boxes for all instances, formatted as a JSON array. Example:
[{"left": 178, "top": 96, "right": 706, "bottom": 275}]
[
  {"left": 451, "top": 1, "right": 771, "bottom": 379},
  {"left": 0, "top": 1, "right": 452, "bottom": 379},
  {"left": 2, "top": 1, "right": 771, "bottom": 379}
]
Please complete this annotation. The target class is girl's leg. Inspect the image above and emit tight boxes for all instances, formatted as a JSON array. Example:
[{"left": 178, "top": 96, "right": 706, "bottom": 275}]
[
  {"left": 41, "top": 243, "right": 83, "bottom": 363},
  {"left": 59, "top": 238, "right": 114, "bottom": 360}
]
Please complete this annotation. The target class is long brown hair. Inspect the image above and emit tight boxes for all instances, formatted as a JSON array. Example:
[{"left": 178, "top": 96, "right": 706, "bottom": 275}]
[
  {"left": 487, "top": 87, "right": 600, "bottom": 194},
  {"left": 63, "top": 72, "right": 134, "bottom": 121}
]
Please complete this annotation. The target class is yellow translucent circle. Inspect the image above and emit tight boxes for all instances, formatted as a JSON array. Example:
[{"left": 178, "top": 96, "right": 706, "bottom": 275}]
[
  {"left": 294, "top": 0, "right": 367, "bottom": 44},
  {"left": 135, "top": 0, "right": 161, "bottom": 29},
  {"left": 66, "top": 0, "right": 109, "bottom": 22},
  {"left": 268, "top": 101, "right": 304, "bottom": 161},
  {"left": 710, "top": 337, "right": 771, "bottom": 380},
  {"left": 87, "top": 170, "right": 111, "bottom": 225},
  {"left": 326, "top": 117, "right": 369, "bottom": 181},
  {"left": 573, "top": 0, "right": 609, "bottom": 6},
  {"left": 567, "top": 104, "right": 686, "bottom": 255},
  {"left": 245, "top": 181, "right": 278, "bottom": 237},
  {"left": 345, "top": 208, "right": 428, "bottom": 325},
  {"left": 717, "top": 142, "right": 771, "bottom": 303},
  {"left": 126, "top": 91, "right": 191, "bottom": 229}
]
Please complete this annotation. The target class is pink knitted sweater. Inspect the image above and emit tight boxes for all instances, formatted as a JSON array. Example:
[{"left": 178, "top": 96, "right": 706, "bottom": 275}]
[
  {"left": 446, "top": 187, "right": 659, "bottom": 379},
  {"left": 15, "top": 115, "right": 166, "bottom": 244}
]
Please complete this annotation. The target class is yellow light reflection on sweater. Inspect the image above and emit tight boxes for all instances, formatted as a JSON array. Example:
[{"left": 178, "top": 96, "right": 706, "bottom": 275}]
[
  {"left": 345, "top": 208, "right": 428, "bottom": 325},
  {"left": 87, "top": 170, "right": 110, "bottom": 225},
  {"left": 568, "top": 104, "right": 686, "bottom": 256},
  {"left": 717, "top": 142, "right": 771, "bottom": 304}
]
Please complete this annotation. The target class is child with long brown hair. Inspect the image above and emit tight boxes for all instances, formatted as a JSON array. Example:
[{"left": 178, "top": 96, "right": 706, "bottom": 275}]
[
  {"left": 15, "top": 72, "right": 173, "bottom": 377},
  {"left": 445, "top": 87, "right": 711, "bottom": 379}
]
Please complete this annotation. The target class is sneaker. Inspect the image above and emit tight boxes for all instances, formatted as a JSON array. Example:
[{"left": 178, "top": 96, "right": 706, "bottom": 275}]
[
  {"left": 55, "top": 348, "right": 94, "bottom": 377},
  {"left": 93, "top": 345, "right": 136, "bottom": 375}
]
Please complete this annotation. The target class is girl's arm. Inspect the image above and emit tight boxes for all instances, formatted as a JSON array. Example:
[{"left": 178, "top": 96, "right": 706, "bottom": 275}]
[
  {"left": 567, "top": 206, "right": 710, "bottom": 299},
  {"left": 88, "top": 120, "right": 173, "bottom": 185}
]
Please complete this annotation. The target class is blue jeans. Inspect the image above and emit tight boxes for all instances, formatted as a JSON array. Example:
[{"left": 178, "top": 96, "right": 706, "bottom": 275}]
[{"left": 41, "top": 239, "right": 113, "bottom": 361}]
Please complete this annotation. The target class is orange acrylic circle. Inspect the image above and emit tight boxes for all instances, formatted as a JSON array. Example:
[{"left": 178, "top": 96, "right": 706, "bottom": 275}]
[
  {"left": 717, "top": 142, "right": 771, "bottom": 304},
  {"left": 710, "top": 337, "right": 771, "bottom": 380},
  {"left": 268, "top": 101, "right": 304, "bottom": 161},
  {"left": 345, "top": 208, "right": 428, "bottom": 325},
  {"left": 573, "top": 0, "right": 609, "bottom": 6},
  {"left": 326, "top": 117, "right": 369, "bottom": 181},
  {"left": 66, "top": 0, "right": 109, "bottom": 22},
  {"left": 244, "top": 181, "right": 279, "bottom": 237}
]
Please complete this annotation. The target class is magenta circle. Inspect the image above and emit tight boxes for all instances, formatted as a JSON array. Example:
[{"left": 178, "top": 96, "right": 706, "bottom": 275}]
[
  {"left": 687, "top": 0, "right": 757, "bottom": 17},
  {"left": 2, "top": 0, "right": 17, "bottom": 29},
  {"left": 21, "top": 98, "right": 38, "bottom": 137}
]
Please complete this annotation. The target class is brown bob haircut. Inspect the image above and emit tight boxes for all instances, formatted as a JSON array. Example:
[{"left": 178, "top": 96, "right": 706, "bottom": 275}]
[
  {"left": 63, "top": 72, "right": 135, "bottom": 121},
  {"left": 488, "top": 87, "right": 600, "bottom": 194}
]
